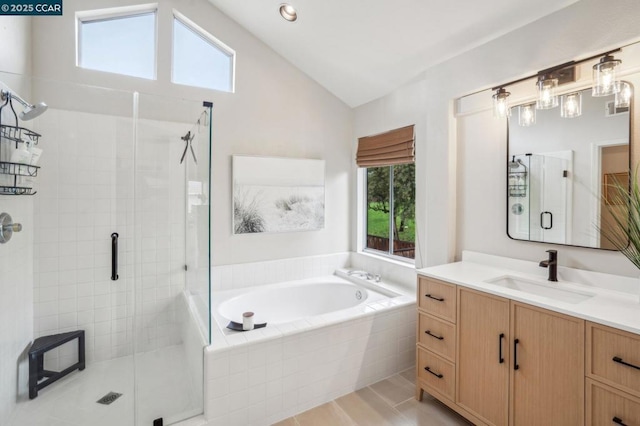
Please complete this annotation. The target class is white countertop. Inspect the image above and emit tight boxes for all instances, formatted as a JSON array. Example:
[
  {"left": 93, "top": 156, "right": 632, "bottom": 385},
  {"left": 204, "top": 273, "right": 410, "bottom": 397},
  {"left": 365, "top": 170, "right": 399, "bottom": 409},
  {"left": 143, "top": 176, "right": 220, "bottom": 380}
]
[{"left": 416, "top": 251, "right": 640, "bottom": 335}]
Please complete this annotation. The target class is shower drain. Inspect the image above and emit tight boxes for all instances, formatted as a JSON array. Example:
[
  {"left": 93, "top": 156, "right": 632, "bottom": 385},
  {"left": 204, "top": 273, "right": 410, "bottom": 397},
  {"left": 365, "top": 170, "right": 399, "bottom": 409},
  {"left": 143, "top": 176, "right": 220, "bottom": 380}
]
[{"left": 96, "top": 392, "right": 123, "bottom": 405}]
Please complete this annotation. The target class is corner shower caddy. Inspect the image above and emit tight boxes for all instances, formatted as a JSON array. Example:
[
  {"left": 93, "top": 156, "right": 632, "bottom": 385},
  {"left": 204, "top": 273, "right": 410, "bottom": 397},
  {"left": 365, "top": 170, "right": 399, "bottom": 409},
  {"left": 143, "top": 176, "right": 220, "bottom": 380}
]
[{"left": 0, "top": 124, "right": 41, "bottom": 195}]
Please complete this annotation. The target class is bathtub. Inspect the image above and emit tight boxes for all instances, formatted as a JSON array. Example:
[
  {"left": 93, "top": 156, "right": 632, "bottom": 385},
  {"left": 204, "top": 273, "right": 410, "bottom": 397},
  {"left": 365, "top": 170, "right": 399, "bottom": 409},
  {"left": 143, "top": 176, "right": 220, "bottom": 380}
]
[
  {"left": 215, "top": 276, "right": 391, "bottom": 327},
  {"left": 205, "top": 272, "right": 416, "bottom": 425}
]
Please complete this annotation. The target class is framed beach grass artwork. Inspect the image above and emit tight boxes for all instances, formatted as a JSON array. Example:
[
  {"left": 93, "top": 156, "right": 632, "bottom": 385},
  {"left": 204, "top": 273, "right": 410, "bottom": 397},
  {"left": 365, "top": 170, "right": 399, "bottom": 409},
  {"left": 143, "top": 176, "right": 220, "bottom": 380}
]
[{"left": 232, "top": 155, "right": 325, "bottom": 234}]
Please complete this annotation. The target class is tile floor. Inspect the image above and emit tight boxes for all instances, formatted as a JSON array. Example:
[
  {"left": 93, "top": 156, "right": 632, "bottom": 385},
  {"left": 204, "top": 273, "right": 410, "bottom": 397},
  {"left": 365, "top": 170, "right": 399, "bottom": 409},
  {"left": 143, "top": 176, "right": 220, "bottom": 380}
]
[
  {"left": 273, "top": 368, "right": 472, "bottom": 426},
  {"left": 9, "top": 344, "right": 201, "bottom": 426}
]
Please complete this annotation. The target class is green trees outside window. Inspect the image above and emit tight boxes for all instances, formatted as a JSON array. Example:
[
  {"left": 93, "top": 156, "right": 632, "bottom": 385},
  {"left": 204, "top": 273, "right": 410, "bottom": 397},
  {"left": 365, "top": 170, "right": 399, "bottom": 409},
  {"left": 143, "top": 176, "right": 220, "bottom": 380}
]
[{"left": 366, "top": 163, "right": 415, "bottom": 259}]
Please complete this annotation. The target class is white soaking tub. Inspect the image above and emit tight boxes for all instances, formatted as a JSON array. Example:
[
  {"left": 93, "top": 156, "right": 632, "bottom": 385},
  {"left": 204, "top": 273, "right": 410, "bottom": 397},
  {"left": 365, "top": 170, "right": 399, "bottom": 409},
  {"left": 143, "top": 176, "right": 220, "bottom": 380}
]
[
  {"left": 214, "top": 275, "right": 391, "bottom": 327},
  {"left": 204, "top": 272, "right": 416, "bottom": 425}
]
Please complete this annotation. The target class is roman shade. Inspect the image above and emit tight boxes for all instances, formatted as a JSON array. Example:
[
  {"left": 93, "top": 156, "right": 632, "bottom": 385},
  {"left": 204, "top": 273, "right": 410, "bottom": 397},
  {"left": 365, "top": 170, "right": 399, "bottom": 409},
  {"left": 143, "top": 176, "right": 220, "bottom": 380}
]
[{"left": 356, "top": 125, "right": 415, "bottom": 167}]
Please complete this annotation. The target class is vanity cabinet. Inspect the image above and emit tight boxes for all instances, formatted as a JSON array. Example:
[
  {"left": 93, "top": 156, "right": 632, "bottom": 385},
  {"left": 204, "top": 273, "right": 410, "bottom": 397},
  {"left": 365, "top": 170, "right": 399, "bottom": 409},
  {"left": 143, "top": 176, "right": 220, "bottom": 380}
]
[
  {"left": 417, "top": 276, "right": 585, "bottom": 425},
  {"left": 457, "top": 288, "right": 509, "bottom": 426},
  {"left": 586, "top": 322, "right": 640, "bottom": 426},
  {"left": 509, "top": 302, "right": 584, "bottom": 425},
  {"left": 416, "top": 277, "right": 459, "bottom": 405}
]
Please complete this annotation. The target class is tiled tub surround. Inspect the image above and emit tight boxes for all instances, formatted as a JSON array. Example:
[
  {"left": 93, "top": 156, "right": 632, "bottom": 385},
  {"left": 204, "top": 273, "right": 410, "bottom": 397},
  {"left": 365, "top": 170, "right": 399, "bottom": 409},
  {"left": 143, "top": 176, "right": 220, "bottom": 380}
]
[
  {"left": 210, "top": 252, "right": 415, "bottom": 294},
  {"left": 203, "top": 273, "right": 416, "bottom": 425}
]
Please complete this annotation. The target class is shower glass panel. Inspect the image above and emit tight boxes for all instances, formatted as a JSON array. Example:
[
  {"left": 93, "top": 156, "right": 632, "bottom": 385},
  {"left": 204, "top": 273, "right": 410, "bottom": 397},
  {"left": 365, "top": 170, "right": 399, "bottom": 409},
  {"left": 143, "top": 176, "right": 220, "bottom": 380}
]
[
  {"left": 134, "top": 93, "right": 210, "bottom": 425},
  {"left": 1, "top": 72, "right": 210, "bottom": 426},
  {"left": 3, "top": 73, "right": 137, "bottom": 426}
]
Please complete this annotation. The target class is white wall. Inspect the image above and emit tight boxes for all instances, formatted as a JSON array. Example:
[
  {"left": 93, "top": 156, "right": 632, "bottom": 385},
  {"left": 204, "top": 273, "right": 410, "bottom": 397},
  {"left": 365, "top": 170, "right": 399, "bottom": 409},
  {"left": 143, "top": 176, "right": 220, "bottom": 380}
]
[
  {"left": 0, "top": 198, "right": 34, "bottom": 423},
  {"left": 0, "top": 18, "right": 33, "bottom": 423},
  {"left": 355, "top": 0, "right": 640, "bottom": 276},
  {"left": 0, "top": 16, "right": 31, "bottom": 75},
  {"left": 31, "top": 0, "right": 353, "bottom": 266}
]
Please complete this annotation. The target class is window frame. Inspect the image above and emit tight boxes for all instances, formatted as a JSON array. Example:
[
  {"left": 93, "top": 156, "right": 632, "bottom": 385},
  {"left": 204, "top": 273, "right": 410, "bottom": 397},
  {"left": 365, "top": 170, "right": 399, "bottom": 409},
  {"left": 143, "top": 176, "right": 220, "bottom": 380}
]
[
  {"left": 360, "top": 165, "right": 415, "bottom": 264},
  {"left": 171, "top": 10, "right": 236, "bottom": 93},
  {"left": 75, "top": 3, "right": 159, "bottom": 80}
]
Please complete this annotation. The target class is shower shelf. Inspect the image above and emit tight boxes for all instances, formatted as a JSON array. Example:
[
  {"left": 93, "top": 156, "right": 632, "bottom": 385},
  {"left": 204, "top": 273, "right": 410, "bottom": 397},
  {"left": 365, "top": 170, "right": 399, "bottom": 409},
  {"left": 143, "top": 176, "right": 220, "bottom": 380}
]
[
  {"left": 0, "top": 185, "right": 35, "bottom": 195},
  {"left": 0, "top": 124, "right": 41, "bottom": 146},
  {"left": 1, "top": 125, "right": 41, "bottom": 196},
  {"left": 509, "top": 185, "right": 527, "bottom": 197},
  {"left": 0, "top": 161, "right": 39, "bottom": 177},
  {"left": 508, "top": 172, "right": 527, "bottom": 197}
]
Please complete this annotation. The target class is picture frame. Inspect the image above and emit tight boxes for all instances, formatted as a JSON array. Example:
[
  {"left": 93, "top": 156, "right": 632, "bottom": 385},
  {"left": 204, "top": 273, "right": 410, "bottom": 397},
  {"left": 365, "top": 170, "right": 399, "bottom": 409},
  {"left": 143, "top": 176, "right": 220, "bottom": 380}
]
[{"left": 232, "top": 155, "right": 325, "bottom": 234}]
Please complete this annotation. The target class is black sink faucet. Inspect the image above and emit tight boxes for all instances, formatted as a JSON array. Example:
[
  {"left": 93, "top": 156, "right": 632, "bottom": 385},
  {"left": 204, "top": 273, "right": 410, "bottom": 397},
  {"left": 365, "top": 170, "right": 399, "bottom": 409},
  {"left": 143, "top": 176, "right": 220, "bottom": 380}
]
[{"left": 539, "top": 249, "right": 558, "bottom": 282}]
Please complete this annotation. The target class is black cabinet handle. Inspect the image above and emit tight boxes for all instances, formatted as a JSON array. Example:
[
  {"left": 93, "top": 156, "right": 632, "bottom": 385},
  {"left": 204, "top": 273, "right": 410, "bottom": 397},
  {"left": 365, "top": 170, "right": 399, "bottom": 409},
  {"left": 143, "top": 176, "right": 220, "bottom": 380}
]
[
  {"left": 424, "top": 366, "right": 443, "bottom": 379},
  {"left": 425, "top": 294, "right": 445, "bottom": 302},
  {"left": 425, "top": 330, "right": 444, "bottom": 340},
  {"left": 613, "top": 417, "right": 627, "bottom": 426},
  {"left": 613, "top": 356, "right": 640, "bottom": 370},
  {"left": 514, "top": 339, "right": 520, "bottom": 370},
  {"left": 499, "top": 333, "right": 505, "bottom": 364},
  {"left": 111, "top": 232, "right": 119, "bottom": 281}
]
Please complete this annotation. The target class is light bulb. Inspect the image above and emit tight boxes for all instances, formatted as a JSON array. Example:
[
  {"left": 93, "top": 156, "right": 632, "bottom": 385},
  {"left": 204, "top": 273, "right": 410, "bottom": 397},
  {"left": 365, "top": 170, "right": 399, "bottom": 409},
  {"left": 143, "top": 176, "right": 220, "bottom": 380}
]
[
  {"left": 561, "top": 92, "right": 582, "bottom": 118},
  {"left": 518, "top": 103, "right": 536, "bottom": 127},
  {"left": 492, "top": 88, "right": 511, "bottom": 118},
  {"left": 593, "top": 55, "right": 621, "bottom": 97},
  {"left": 615, "top": 81, "right": 632, "bottom": 108},
  {"left": 536, "top": 77, "right": 559, "bottom": 109}
]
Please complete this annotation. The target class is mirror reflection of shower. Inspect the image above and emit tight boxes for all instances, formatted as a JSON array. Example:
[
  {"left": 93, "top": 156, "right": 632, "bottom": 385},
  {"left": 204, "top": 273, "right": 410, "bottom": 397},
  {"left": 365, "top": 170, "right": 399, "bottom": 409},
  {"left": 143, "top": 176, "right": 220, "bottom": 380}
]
[{"left": 507, "top": 152, "right": 573, "bottom": 244}]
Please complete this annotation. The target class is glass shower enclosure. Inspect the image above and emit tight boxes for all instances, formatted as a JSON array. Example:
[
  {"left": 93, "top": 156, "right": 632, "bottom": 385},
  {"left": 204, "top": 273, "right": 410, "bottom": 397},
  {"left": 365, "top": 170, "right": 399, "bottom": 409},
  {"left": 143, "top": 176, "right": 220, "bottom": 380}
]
[{"left": 1, "top": 72, "right": 211, "bottom": 426}]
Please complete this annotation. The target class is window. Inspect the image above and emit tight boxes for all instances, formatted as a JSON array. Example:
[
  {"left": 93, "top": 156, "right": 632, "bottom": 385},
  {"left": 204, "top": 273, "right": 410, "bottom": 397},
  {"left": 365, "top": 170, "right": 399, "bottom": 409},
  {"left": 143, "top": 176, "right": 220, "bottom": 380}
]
[
  {"left": 77, "top": 7, "right": 157, "bottom": 79},
  {"left": 172, "top": 13, "right": 235, "bottom": 92},
  {"left": 365, "top": 164, "right": 415, "bottom": 259},
  {"left": 358, "top": 125, "right": 415, "bottom": 260}
]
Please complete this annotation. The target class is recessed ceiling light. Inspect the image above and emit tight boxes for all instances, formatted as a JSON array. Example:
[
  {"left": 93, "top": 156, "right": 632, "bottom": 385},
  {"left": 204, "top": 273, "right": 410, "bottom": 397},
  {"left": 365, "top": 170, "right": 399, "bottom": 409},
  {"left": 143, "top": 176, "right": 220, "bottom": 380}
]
[{"left": 279, "top": 4, "right": 297, "bottom": 22}]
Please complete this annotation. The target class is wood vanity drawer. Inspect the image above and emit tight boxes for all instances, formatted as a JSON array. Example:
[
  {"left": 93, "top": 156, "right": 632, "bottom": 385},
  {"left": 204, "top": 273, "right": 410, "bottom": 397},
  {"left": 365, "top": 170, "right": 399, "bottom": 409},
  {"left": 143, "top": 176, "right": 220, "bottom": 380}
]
[
  {"left": 587, "top": 322, "right": 640, "bottom": 397},
  {"left": 418, "top": 277, "right": 456, "bottom": 323},
  {"left": 417, "top": 346, "right": 455, "bottom": 401},
  {"left": 418, "top": 312, "right": 455, "bottom": 361},
  {"left": 587, "top": 379, "right": 640, "bottom": 426}
]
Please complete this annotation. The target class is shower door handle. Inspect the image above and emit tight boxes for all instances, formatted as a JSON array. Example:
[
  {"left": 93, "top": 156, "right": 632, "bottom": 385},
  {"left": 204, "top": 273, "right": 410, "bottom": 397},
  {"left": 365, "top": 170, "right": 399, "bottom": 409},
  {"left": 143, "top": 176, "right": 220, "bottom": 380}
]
[
  {"left": 540, "top": 211, "right": 553, "bottom": 230},
  {"left": 111, "top": 233, "right": 119, "bottom": 281}
]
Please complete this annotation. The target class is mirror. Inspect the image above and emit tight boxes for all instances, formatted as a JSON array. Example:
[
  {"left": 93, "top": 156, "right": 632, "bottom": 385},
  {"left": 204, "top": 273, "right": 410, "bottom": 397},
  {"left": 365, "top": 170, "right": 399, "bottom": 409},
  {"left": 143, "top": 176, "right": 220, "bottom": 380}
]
[{"left": 507, "top": 84, "right": 631, "bottom": 249}]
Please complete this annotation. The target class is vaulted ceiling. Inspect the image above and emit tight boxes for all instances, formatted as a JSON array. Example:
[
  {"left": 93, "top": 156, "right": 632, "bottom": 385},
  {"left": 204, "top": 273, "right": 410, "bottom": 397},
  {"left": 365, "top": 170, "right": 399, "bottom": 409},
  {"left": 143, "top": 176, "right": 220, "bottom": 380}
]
[{"left": 208, "top": 0, "right": 580, "bottom": 107}]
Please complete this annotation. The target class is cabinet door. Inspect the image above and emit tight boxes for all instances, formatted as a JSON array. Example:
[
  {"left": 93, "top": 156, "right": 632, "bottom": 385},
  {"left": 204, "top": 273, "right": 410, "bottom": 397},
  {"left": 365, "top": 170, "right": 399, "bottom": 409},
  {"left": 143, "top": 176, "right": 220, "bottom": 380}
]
[
  {"left": 510, "top": 302, "right": 584, "bottom": 426},
  {"left": 457, "top": 288, "right": 510, "bottom": 426}
]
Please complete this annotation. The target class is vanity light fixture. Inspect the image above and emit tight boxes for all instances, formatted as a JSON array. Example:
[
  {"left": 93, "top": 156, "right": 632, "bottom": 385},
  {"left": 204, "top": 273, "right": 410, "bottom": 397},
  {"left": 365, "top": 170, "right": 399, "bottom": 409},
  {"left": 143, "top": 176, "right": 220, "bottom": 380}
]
[
  {"left": 488, "top": 47, "right": 629, "bottom": 120},
  {"left": 536, "top": 75, "right": 559, "bottom": 110},
  {"left": 492, "top": 88, "right": 511, "bottom": 118},
  {"left": 560, "top": 92, "right": 582, "bottom": 118},
  {"left": 518, "top": 103, "right": 536, "bottom": 127},
  {"left": 615, "top": 81, "right": 632, "bottom": 108},
  {"left": 279, "top": 4, "right": 297, "bottom": 22},
  {"left": 592, "top": 54, "right": 622, "bottom": 97}
]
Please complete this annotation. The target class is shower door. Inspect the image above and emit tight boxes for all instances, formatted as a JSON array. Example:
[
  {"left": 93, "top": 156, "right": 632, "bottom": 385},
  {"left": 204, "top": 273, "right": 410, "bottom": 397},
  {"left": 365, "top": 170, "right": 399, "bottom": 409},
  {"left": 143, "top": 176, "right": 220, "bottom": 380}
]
[
  {"left": 528, "top": 153, "right": 570, "bottom": 244},
  {"left": 133, "top": 93, "right": 210, "bottom": 425}
]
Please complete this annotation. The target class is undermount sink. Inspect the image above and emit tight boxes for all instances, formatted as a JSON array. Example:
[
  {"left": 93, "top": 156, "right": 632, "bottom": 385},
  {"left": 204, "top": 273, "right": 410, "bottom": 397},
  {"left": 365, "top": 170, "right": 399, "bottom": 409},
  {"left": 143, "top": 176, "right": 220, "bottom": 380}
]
[{"left": 483, "top": 275, "right": 595, "bottom": 304}]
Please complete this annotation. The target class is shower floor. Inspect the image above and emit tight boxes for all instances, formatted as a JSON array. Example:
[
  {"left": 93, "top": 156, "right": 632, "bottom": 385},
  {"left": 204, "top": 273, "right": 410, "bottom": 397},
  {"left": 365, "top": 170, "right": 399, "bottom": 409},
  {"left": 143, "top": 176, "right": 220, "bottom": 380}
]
[{"left": 9, "top": 344, "right": 201, "bottom": 426}]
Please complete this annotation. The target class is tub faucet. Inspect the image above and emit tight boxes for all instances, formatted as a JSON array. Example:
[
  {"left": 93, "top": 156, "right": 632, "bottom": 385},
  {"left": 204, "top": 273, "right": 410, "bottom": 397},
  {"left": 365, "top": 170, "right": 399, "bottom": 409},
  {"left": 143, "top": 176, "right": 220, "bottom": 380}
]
[
  {"left": 347, "top": 270, "right": 381, "bottom": 282},
  {"left": 539, "top": 250, "right": 558, "bottom": 282}
]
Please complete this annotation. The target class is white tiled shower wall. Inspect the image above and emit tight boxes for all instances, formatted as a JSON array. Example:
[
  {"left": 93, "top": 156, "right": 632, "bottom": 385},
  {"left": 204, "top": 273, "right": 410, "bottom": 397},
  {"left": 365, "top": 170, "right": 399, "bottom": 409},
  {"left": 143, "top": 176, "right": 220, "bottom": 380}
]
[
  {"left": 0, "top": 198, "right": 34, "bottom": 422},
  {"left": 31, "top": 109, "right": 189, "bottom": 369}
]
